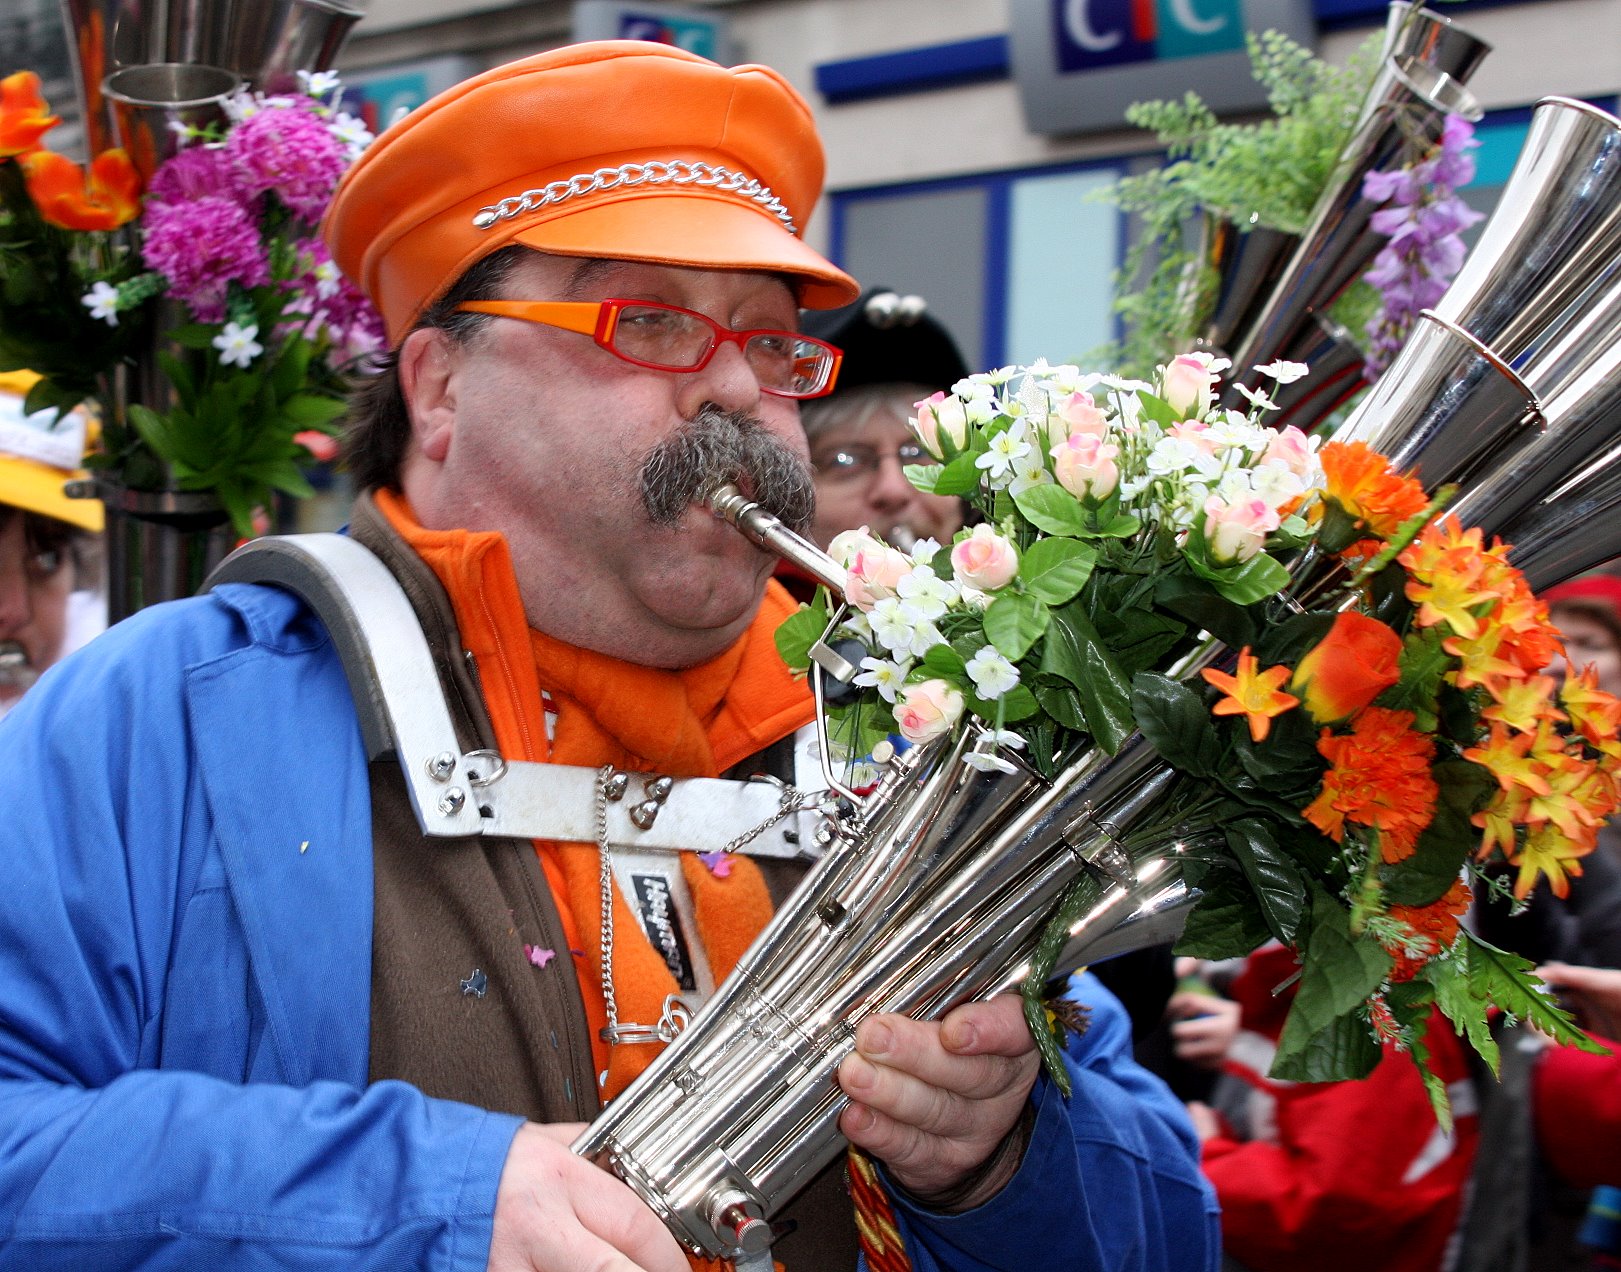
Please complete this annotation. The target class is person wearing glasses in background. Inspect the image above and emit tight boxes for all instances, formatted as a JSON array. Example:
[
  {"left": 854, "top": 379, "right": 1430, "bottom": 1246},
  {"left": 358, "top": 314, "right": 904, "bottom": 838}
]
[
  {"left": 0, "top": 42, "right": 1217, "bottom": 1272},
  {"left": 795, "top": 287, "right": 969, "bottom": 561}
]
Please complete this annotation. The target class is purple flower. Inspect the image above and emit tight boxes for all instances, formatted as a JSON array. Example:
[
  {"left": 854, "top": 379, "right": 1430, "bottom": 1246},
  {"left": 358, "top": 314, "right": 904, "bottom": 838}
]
[
  {"left": 1360, "top": 116, "right": 1482, "bottom": 378},
  {"left": 225, "top": 102, "right": 348, "bottom": 223},
  {"left": 146, "top": 144, "right": 244, "bottom": 207},
  {"left": 141, "top": 195, "right": 270, "bottom": 322}
]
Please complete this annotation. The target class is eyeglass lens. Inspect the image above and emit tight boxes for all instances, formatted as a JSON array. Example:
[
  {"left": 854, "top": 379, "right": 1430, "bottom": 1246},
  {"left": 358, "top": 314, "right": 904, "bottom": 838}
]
[
  {"left": 814, "top": 442, "right": 934, "bottom": 479},
  {"left": 611, "top": 305, "right": 833, "bottom": 396}
]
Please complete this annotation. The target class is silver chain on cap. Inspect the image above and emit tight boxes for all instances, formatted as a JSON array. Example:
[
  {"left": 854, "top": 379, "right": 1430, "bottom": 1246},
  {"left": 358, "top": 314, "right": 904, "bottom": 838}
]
[{"left": 470, "top": 160, "right": 798, "bottom": 235}]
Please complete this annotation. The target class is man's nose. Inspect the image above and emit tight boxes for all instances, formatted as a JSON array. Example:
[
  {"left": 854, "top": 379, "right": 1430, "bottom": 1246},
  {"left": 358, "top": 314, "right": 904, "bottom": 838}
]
[
  {"left": 866, "top": 452, "right": 916, "bottom": 508},
  {"left": 676, "top": 338, "right": 764, "bottom": 419}
]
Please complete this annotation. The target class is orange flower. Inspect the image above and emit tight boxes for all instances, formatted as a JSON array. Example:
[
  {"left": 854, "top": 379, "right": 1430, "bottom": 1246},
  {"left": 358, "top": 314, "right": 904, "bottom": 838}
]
[
  {"left": 1463, "top": 722, "right": 1551, "bottom": 797},
  {"left": 1472, "top": 783, "right": 1532, "bottom": 860},
  {"left": 1562, "top": 665, "right": 1621, "bottom": 749},
  {"left": 0, "top": 71, "right": 59, "bottom": 157},
  {"left": 1511, "top": 821, "right": 1590, "bottom": 900},
  {"left": 1315, "top": 440, "right": 1430, "bottom": 546},
  {"left": 1383, "top": 877, "right": 1473, "bottom": 981},
  {"left": 1482, "top": 674, "right": 1564, "bottom": 733},
  {"left": 19, "top": 147, "right": 141, "bottom": 231},
  {"left": 1399, "top": 517, "right": 1504, "bottom": 640},
  {"left": 1202, "top": 648, "right": 1299, "bottom": 742},
  {"left": 1304, "top": 706, "right": 1437, "bottom": 862},
  {"left": 1289, "top": 611, "right": 1403, "bottom": 724}
]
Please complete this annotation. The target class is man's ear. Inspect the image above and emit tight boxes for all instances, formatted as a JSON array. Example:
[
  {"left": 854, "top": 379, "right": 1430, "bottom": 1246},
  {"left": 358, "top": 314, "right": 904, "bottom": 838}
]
[{"left": 398, "top": 327, "right": 459, "bottom": 462}]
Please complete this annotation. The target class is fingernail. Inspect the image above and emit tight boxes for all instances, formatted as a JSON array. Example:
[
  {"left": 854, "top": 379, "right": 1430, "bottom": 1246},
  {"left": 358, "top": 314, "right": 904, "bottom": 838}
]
[
  {"left": 842, "top": 1053, "right": 875, "bottom": 1091},
  {"left": 944, "top": 1020, "right": 976, "bottom": 1051},
  {"left": 846, "top": 1104, "right": 874, "bottom": 1133},
  {"left": 864, "top": 1021, "right": 892, "bottom": 1056}
]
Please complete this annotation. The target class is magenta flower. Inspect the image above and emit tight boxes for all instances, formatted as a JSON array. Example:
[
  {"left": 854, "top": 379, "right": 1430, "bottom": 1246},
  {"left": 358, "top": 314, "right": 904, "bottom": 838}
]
[
  {"left": 225, "top": 102, "right": 348, "bottom": 223},
  {"left": 141, "top": 195, "right": 270, "bottom": 322},
  {"left": 146, "top": 145, "right": 243, "bottom": 208}
]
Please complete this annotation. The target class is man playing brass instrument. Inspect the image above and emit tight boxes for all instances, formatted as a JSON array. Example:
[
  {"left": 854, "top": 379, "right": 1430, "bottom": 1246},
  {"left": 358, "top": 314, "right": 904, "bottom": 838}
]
[{"left": 0, "top": 42, "right": 1216, "bottom": 1271}]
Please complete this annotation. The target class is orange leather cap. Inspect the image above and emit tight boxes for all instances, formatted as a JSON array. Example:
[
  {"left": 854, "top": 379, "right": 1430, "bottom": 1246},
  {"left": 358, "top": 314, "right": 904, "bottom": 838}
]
[{"left": 324, "top": 40, "right": 860, "bottom": 345}]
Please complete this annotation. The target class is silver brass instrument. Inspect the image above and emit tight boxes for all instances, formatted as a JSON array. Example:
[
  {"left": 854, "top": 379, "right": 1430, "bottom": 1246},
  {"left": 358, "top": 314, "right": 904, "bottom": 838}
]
[{"left": 572, "top": 88, "right": 1621, "bottom": 1266}]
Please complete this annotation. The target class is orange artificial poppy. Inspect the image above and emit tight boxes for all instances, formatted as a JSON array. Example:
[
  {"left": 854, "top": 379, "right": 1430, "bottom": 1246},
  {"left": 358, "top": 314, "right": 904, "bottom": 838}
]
[
  {"left": 1382, "top": 877, "right": 1472, "bottom": 981},
  {"left": 1314, "top": 440, "right": 1430, "bottom": 549},
  {"left": 19, "top": 147, "right": 142, "bottom": 231},
  {"left": 0, "top": 71, "right": 59, "bottom": 157}
]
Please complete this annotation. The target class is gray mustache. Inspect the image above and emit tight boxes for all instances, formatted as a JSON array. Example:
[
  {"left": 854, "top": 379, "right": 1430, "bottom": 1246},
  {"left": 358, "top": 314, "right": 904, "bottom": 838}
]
[{"left": 640, "top": 407, "right": 815, "bottom": 534}]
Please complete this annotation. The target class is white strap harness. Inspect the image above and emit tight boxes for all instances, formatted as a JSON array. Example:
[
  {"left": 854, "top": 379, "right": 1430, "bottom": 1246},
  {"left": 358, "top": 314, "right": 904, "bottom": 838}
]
[{"left": 205, "top": 534, "right": 823, "bottom": 860}]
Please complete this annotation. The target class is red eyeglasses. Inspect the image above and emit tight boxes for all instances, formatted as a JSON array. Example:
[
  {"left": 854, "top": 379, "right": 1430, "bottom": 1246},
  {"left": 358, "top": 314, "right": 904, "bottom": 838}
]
[{"left": 455, "top": 298, "right": 844, "bottom": 399}]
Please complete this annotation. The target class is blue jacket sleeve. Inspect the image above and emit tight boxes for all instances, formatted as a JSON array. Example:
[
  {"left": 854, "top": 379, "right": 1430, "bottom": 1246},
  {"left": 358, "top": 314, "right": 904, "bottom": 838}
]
[
  {"left": 885, "top": 972, "right": 1221, "bottom": 1272},
  {"left": 0, "top": 596, "right": 524, "bottom": 1270}
]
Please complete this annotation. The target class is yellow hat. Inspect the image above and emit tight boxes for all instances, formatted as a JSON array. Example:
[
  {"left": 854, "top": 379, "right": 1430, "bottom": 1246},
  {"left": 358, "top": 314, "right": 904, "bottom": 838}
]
[
  {"left": 324, "top": 40, "right": 860, "bottom": 345},
  {"left": 0, "top": 371, "right": 105, "bottom": 533}
]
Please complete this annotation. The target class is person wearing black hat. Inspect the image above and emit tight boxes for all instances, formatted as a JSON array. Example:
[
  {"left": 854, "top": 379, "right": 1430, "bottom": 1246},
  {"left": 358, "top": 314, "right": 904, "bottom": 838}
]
[{"left": 798, "top": 287, "right": 970, "bottom": 553}]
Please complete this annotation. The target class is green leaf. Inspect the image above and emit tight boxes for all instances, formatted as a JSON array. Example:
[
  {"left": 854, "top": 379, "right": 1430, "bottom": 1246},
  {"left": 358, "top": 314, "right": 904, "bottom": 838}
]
[
  {"left": 1224, "top": 817, "right": 1308, "bottom": 944},
  {"left": 1012, "top": 483, "right": 1092, "bottom": 537},
  {"left": 1437, "top": 934, "right": 1606, "bottom": 1072},
  {"left": 1042, "top": 600, "right": 1134, "bottom": 753},
  {"left": 929, "top": 453, "right": 984, "bottom": 497},
  {"left": 1019, "top": 537, "right": 1098, "bottom": 606},
  {"left": 773, "top": 596, "right": 829, "bottom": 671},
  {"left": 903, "top": 462, "right": 940, "bottom": 494},
  {"left": 1176, "top": 867, "right": 1277, "bottom": 960},
  {"left": 1270, "top": 1004, "right": 1382, "bottom": 1083},
  {"left": 279, "top": 393, "right": 348, "bottom": 427},
  {"left": 1132, "top": 672, "right": 1222, "bottom": 779},
  {"left": 1271, "top": 887, "right": 1392, "bottom": 1077},
  {"left": 169, "top": 323, "right": 219, "bottom": 350},
  {"left": 984, "top": 592, "right": 1050, "bottom": 662},
  {"left": 1154, "top": 573, "right": 1257, "bottom": 650},
  {"left": 1034, "top": 680, "right": 1089, "bottom": 733},
  {"left": 1189, "top": 549, "right": 1293, "bottom": 606},
  {"left": 969, "top": 683, "right": 1039, "bottom": 723},
  {"left": 921, "top": 643, "right": 968, "bottom": 680}
]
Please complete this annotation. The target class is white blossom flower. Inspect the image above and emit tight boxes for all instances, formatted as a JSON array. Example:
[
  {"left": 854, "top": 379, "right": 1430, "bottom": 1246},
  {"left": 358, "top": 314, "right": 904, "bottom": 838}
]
[
  {"left": 1255, "top": 359, "right": 1310, "bottom": 384},
  {"left": 963, "top": 749, "right": 1019, "bottom": 773},
  {"left": 327, "top": 111, "right": 375, "bottom": 159},
  {"left": 868, "top": 599, "right": 945, "bottom": 659},
  {"left": 853, "top": 654, "right": 912, "bottom": 703},
  {"left": 1008, "top": 449, "right": 1054, "bottom": 497},
  {"left": 213, "top": 321, "right": 264, "bottom": 369},
  {"left": 1233, "top": 382, "right": 1279, "bottom": 411},
  {"left": 965, "top": 646, "right": 1020, "bottom": 699},
  {"left": 895, "top": 566, "right": 958, "bottom": 621},
  {"left": 81, "top": 281, "right": 120, "bottom": 326},
  {"left": 910, "top": 537, "right": 942, "bottom": 566},
  {"left": 975, "top": 423, "right": 1032, "bottom": 481},
  {"left": 298, "top": 70, "right": 342, "bottom": 99}
]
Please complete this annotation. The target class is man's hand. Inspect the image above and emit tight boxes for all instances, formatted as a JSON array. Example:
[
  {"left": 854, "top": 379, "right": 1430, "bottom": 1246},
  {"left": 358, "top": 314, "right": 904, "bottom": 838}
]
[
  {"left": 1168, "top": 990, "right": 1240, "bottom": 1070},
  {"left": 836, "top": 994, "right": 1039, "bottom": 1208},
  {"left": 1538, "top": 961, "right": 1621, "bottom": 1041},
  {"left": 487, "top": 1123, "right": 689, "bottom": 1272}
]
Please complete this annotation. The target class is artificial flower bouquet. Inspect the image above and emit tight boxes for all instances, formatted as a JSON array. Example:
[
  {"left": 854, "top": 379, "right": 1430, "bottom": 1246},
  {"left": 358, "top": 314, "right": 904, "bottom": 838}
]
[
  {"left": 0, "top": 67, "right": 382, "bottom": 535},
  {"left": 775, "top": 353, "right": 1618, "bottom": 1118}
]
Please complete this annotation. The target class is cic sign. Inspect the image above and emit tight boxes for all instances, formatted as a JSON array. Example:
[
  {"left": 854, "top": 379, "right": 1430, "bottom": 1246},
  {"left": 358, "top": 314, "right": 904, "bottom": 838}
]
[{"left": 1010, "top": 0, "right": 1316, "bottom": 135}]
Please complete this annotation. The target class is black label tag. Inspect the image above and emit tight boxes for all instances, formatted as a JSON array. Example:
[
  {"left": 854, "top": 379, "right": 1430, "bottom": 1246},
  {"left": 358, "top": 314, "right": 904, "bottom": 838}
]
[{"left": 629, "top": 872, "right": 697, "bottom": 991}]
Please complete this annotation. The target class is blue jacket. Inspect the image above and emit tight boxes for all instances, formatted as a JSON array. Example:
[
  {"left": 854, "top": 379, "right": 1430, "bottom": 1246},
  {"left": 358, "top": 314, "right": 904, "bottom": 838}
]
[{"left": 0, "top": 581, "right": 1218, "bottom": 1270}]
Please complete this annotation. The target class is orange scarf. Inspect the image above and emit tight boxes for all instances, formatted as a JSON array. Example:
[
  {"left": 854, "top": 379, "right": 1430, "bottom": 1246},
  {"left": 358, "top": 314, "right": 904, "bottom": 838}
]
[{"left": 374, "top": 490, "right": 813, "bottom": 1099}]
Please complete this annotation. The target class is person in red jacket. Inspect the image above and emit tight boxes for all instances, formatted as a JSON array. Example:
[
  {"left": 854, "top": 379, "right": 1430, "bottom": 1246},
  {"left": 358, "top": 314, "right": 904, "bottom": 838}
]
[{"left": 1171, "top": 944, "right": 1481, "bottom": 1272}]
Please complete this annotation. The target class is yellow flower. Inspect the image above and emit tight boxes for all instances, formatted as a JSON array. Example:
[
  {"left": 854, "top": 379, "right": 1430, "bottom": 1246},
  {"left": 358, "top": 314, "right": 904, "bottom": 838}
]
[
  {"left": 1202, "top": 648, "right": 1299, "bottom": 742},
  {"left": 1562, "top": 665, "right": 1621, "bottom": 748},
  {"left": 1472, "top": 784, "right": 1531, "bottom": 860},
  {"left": 1399, "top": 517, "right": 1502, "bottom": 640},
  {"left": 1482, "top": 674, "right": 1563, "bottom": 733},
  {"left": 1463, "top": 723, "right": 1551, "bottom": 797},
  {"left": 1511, "top": 821, "right": 1590, "bottom": 900}
]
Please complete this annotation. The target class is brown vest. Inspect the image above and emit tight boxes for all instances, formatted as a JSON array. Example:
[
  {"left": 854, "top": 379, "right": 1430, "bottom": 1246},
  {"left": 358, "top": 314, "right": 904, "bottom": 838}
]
[{"left": 351, "top": 497, "right": 858, "bottom": 1268}]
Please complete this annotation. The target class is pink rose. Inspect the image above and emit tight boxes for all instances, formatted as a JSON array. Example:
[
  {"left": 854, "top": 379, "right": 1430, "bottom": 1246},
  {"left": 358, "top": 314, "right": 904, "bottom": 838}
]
[
  {"left": 1202, "top": 494, "right": 1281, "bottom": 564},
  {"left": 1052, "top": 434, "right": 1120, "bottom": 501},
  {"left": 1168, "top": 419, "right": 1219, "bottom": 455},
  {"left": 1163, "top": 354, "right": 1216, "bottom": 419},
  {"left": 951, "top": 524, "right": 1020, "bottom": 591},
  {"left": 1054, "top": 390, "right": 1109, "bottom": 443},
  {"left": 828, "top": 527, "right": 913, "bottom": 611},
  {"left": 893, "top": 679, "right": 965, "bottom": 744},
  {"left": 913, "top": 391, "right": 968, "bottom": 460},
  {"left": 1261, "top": 425, "right": 1317, "bottom": 480}
]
